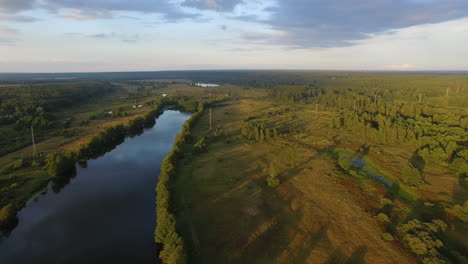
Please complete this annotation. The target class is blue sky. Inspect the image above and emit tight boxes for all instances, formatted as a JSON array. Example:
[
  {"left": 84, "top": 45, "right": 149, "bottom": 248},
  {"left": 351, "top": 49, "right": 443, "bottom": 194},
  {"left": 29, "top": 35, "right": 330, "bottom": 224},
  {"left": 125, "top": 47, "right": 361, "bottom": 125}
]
[{"left": 0, "top": 0, "right": 467, "bottom": 72}]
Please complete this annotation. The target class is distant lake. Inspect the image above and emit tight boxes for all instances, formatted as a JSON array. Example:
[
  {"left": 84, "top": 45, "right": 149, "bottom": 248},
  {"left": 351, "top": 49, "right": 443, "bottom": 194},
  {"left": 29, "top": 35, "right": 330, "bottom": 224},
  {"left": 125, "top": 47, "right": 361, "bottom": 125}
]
[
  {"left": 0, "top": 110, "right": 191, "bottom": 264},
  {"left": 195, "top": 83, "right": 220, "bottom": 87}
]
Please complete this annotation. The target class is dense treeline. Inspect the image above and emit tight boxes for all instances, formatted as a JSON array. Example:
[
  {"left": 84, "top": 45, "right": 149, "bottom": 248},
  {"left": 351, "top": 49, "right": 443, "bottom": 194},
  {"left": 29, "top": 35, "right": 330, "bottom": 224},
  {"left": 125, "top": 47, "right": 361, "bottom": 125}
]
[
  {"left": 0, "top": 82, "right": 114, "bottom": 126},
  {"left": 330, "top": 102, "right": 467, "bottom": 183},
  {"left": 241, "top": 121, "right": 279, "bottom": 141},
  {"left": 155, "top": 101, "right": 205, "bottom": 264},
  {"left": 0, "top": 82, "right": 115, "bottom": 156},
  {"left": 270, "top": 80, "right": 467, "bottom": 184}
]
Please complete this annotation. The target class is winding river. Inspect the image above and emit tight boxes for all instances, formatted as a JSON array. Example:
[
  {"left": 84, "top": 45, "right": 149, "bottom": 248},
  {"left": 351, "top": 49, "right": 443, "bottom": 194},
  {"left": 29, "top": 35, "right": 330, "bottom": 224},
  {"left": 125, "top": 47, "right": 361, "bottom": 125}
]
[{"left": 0, "top": 110, "right": 191, "bottom": 264}]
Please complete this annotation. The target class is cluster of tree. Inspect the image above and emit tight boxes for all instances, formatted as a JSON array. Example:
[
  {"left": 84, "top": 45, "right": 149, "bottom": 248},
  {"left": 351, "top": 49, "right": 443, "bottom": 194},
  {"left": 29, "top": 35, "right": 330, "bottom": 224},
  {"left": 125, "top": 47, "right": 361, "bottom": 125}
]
[
  {"left": 397, "top": 219, "right": 449, "bottom": 264},
  {"left": 270, "top": 83, "right": 319, "bottom": 102},
  {"left": 155, "top": 101, "right": 206, "bottom": 264},
  {"left": 77, "top": 125, "right": 127, "bottom": 160},
  {"left": 45, "top": 152, "right": 77, "bottom": 179},
  {"left": 175, "top": 98, "right": 199, "bottom": 112},
  {"left": 308, "top": 82, "right": 468, "bottom": 176},
  {"left": 401, "top": 163, "right": 423, "bottom": 186},
  {"left": 241, "top": 121, "right": 279, "bottom": 141},
  {"left": 266, "top": 165, "right": 280, "bottom": 187},
  {"left": 0, "top": 82, "right": 114, "bottom": 126},
  {"left": 0, "top": 82, "right": 115, "bottom": 156},
  {"left": 193, "top": 137, "right": 207, "bottom": 154},
  {"left": 333, "top": 109, "right": 467, "bottom": 170},
  {"left": 374, "top": 196, "right": 467, "bottom": 263},
  {"left": 0, "top": 203, "right": 17, "bottom": 231}
]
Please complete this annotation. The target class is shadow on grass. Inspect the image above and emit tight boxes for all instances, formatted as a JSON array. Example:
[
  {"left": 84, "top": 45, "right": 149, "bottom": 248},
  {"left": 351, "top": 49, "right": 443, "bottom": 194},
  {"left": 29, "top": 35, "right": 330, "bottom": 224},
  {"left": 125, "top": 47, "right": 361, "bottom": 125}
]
[
  {"left": 290, "top": 224, "right": 329, "bottom": 263},
  {"left": 325, "top": 246, "right": 367, "bottom": 264}
]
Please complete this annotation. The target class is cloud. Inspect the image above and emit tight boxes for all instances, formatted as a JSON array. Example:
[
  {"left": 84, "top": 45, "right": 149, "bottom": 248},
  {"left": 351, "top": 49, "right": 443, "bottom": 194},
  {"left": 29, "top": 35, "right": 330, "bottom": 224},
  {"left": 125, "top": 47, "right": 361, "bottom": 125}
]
[
  {"left": 0, "top": 0, "right": 199, "bottom": 21},
  {"left": 87, "top": 32, "right": 141, "bottom": 43},
  {"left": 0, "top": 37, "right": 16, "bottom": 45},
  {"left": 45, "top": 0, "right": 198, "bottom": 21},
  {"left": 260, "top": 0, "right": 468, "bottom": 48},
  {"left": 0, "top": 13, "right": 38, "bottom": 22},
  {"left": 241, "top": 31, "right": 272, "bottom": 41},
  {"left": 0, "top": 25, "right": 18, "bottom": 45},
  {"left": 60, "top": 9, "right": 113, "bottom": 20},
  {"left": 0, "top": 0, "right": 36, "bottom": 12},
  {"left": 385, "top": 64, "right": 417, "bottom": 70},
  {"left": 0, "top": 25, "right": 17, "bottom": 34},
  {"left": 182, "top": 0, "right": 244, "bottom": 11}
]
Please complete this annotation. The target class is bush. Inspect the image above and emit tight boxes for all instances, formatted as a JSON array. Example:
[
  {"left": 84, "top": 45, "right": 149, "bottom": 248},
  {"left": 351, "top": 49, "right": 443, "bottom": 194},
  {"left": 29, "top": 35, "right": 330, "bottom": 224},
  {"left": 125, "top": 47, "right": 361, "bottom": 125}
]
[
  {"left": 382, "top": 233, "right": 394, "bottom": 241},
  {"left": 13, "top": 159, "right": 24, "bottom": 170},
  {"left": 267, "top": 176, "right": 280, "bottom": 187},
  {"left": 338, "top": 156, "right": 352, "bottom": 171},
  {"left": 401, "top": 163, "right": 422, "bottom": 186},
  {"left": 397, "top": 219, "right": 447, "bottom": 261},
  {"left": 0, "top": 203, "right": 17, "bottom": 230},
  {"left": 45, "top": 152, "right": 76, "bottom": 178},
  {"left": 377, "top": 213, "right": 390, "bottom": 223},
  {"left": 193, "top": 137, "right": 207, "bottom": 154}
]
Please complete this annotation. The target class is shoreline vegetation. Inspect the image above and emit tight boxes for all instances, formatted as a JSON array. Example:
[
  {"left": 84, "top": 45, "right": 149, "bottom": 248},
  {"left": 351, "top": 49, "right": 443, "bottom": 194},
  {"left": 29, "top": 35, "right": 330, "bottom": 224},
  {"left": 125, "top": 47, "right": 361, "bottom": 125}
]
[
  {"left": 155, "top": 99, "right": 227, "bottom": 264},
  {"left": 155, "top": 101, "right": 205, "bottom": 264}
]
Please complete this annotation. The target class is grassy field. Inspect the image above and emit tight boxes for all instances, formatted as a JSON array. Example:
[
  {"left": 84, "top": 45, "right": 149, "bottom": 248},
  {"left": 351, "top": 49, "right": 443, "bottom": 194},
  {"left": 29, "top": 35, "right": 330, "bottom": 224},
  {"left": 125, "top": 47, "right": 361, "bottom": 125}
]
[{"left": 173, "top": 92, "right": 465, "bottom": 263}]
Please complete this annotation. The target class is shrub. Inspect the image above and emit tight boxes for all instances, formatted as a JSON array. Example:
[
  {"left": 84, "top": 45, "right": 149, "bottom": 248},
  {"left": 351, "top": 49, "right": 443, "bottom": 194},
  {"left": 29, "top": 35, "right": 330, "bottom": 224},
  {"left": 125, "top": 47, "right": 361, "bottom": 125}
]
[
  {"left": 377, "top": 213, "right": 390, "bottom": 223},
  {"left": 382, "top": 233, "right": 394, "bottom": 241},
  {"left": 267, "top": 176, "right": 280, "bottom": 187},
  {"left": 401, "top": 163, "right": 422, "bottom": 186},
  {"left": 397, "top": 219, "right": 446, "bottom": 261},
  {"left": 445, "top": 201, "right": 468, "bottom": 222},
  {"left": 13, "top": 159, "right": 24, "bottom": 170},
  {"left": 0, "top": 203, "right": 17, "bottom": 229},
  {"left": 380, "top": 198, "right": 393, "bottom": 207},
  {"left": 193, "top": 137, "right": 206, "bottom": 154},
  {"left": 45, "top": 152, "right": 76, "bottom": 178},
  {"left": 338, "top": 156, "right": 352, "bottom": 171}
]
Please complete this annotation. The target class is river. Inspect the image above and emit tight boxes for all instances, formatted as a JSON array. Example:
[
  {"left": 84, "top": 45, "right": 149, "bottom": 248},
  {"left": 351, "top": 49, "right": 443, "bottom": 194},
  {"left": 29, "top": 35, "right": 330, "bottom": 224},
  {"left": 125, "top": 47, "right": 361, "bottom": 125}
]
[{"left": 0, "top": 110, "right": 191, "bottom": 264}]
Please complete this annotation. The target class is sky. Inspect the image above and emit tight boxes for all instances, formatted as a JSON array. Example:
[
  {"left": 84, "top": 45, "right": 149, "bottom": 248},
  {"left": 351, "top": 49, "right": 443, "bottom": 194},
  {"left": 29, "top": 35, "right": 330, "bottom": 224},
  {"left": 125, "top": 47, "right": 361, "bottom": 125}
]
[{"left": 0, "top": 0, "right": 467, "bottom": 72}]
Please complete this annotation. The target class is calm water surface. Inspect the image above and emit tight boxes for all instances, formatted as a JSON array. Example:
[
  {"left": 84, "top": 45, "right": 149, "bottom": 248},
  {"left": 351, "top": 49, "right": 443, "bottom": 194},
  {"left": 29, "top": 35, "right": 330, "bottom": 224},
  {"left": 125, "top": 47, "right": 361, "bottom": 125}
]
[{"left": 0, "top": 110, "right": 191, "bottom": 264}]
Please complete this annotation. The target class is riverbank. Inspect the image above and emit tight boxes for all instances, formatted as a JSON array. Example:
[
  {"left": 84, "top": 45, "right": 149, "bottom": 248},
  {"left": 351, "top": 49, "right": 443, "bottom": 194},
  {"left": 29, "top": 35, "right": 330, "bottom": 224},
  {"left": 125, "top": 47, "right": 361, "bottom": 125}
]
[
  {"left": 0, "top": 110, "right": 192, "bottom": 264},
  {"left": 0, "top": 96, "right": 196, "bottom": 234},
  {"left": 0, "top": 83, "right": 169, "bottom": 232}
]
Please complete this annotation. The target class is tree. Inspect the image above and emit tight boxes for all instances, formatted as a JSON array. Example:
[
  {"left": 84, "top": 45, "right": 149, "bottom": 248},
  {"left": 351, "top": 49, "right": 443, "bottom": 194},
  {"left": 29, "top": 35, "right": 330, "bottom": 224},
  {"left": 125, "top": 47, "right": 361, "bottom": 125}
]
[
  {"left": 19, "top": 106, "right": 48, "bottom": 158},
  {"left": 267, "top": 165, "right": 280, "bottom": 187},
  {"left": 193, "top": 137, "right": 207, "bottom": 154},
  {"left": 402, "top": 163, "right": 422, "bottom": 186},
  {"left": 338, "top": 156, "right": 352, "bottom": 171},
  {"left": 46, "top": 152, "right": 76, "bottom": 178},
  {"left": 0, "top": 203, "right": 17, "bottom": 230}
]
